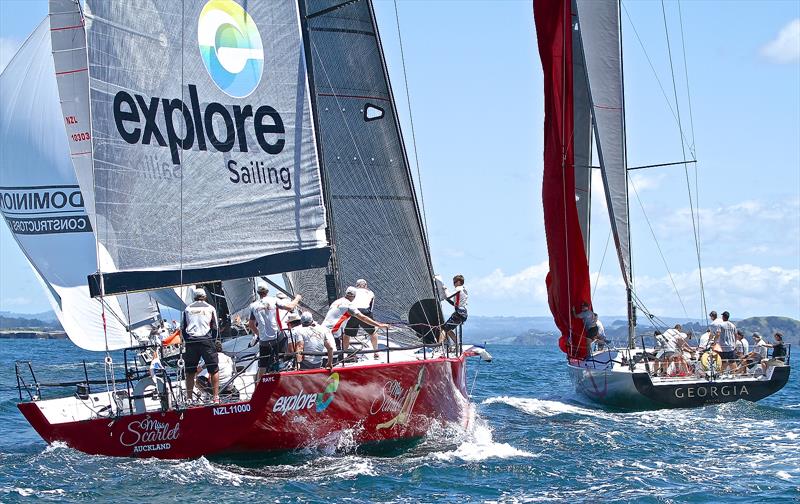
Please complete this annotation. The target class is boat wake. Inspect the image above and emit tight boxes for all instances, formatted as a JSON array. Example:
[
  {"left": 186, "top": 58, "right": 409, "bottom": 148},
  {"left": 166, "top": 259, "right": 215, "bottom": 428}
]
[
  {"left": 483, "top": 395, "right": 613, "bottom": 420},
  {"left": 417, "top": 408, "right": 535, "bottom": 463}
]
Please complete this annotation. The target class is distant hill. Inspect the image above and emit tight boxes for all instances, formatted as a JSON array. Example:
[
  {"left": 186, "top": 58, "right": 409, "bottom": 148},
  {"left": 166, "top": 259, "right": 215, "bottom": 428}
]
[
  {"left": 0, "top": 313, "right": 62, "bottom": 331},
  {"left": 0, "top": 310, "right": 58, "bottom": 323},
  {"left": 464, "top": 315, "right": 800, "bottom": 347}
]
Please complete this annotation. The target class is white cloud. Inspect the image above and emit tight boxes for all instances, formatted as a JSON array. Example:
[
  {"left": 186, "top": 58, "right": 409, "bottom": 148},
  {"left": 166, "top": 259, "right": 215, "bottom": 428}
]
[
  {"left": 629, "top": 173, "right": 665, "bottom": 193},
  {"left": 0, "top": 37, "right": 21, "bottom": 74},
  {"left": 659, "top": 198, "right": 800, "bottom": 239},
  {"left": 761, "top": 18, "right": 800, "bottom": 64},
  {"left": 470, "top": 262, "right": 799, "bottom": 319}
]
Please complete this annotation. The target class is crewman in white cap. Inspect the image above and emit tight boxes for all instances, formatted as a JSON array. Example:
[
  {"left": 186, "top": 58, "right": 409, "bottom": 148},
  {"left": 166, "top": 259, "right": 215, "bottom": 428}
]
[
  {"left": 323, "top": 286, "right": 388, "bottom": 354},
  {"left": 293, "top": 312, "right": 336, "bottom": 370},
  {"left": 248, "top": 284, "right": 302, "bottom": 382},
  {"left": 181, "top": 288, "right": 220, "bottom": 403}
]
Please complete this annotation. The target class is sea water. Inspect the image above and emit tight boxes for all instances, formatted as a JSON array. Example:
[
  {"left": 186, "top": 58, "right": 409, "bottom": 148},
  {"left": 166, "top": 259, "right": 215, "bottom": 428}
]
[{"left": 1, "top": 339, "right": 797, "bottom": 502}]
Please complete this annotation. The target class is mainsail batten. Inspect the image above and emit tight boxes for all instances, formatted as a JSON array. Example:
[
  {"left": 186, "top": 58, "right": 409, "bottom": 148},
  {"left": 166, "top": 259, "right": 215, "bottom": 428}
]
[{"left": 76, "top": 0, "right": 329, "bottom": 296}]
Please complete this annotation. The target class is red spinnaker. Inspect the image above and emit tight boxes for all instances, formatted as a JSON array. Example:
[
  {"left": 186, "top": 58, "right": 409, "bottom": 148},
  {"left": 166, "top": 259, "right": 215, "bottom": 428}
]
[{"left": 533, "top": 0, "right": 592, "bottom": 359}]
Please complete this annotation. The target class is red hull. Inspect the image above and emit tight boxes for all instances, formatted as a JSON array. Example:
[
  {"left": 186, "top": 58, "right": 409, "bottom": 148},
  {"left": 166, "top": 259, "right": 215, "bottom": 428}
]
[{"left": 18, "top": 356, "right": 470, "bottom": 459}]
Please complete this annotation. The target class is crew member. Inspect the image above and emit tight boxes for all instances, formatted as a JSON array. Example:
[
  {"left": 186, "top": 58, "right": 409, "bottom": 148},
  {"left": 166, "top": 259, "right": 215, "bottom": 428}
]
[
  {"left": 439, "top": 274, "right": 468, "bottom": 346},
  {"left": 294, "top": 312, "right": 336, "bottom": 370},
  {"left": 345, "top": 278, "right": 379, "bottom": 359},
  {"left": 249, "top": 284, "right": 302, "bottom": 382},
  {"left": 323, "top": 286, "right": 388, "bottom": 354},
  {"left": 181, "top": 288, "right": 220, "bottom": 403},
  {"left": 571, "top": 301, "right": 598, "bottom": 344},
  {"left": 718, "top": 311, "right": 737, "bottom": 370},
  {"left": 197, "top": 340, "right": 236, "bottom": 400}
]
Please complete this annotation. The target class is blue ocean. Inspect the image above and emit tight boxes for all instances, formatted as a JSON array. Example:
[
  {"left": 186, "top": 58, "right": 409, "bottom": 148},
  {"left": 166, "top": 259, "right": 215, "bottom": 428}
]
[{"left": 1, "top": 339, "right": 798, "bottom": 502}]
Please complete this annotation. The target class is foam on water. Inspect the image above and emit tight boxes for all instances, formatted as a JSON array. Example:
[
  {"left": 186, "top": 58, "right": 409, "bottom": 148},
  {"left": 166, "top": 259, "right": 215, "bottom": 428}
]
[
  {"left": 427, "top": 409, "right": 535, "bottom": 462},
  {"left": 483, "top": 395, "right": 612, "bottom": 420}
]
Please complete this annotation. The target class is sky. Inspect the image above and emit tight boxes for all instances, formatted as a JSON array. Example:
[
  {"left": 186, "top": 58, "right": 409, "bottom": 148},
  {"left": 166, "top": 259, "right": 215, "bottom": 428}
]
[{"left": 1, "top": 0, "right": 798, "bottom": 323}]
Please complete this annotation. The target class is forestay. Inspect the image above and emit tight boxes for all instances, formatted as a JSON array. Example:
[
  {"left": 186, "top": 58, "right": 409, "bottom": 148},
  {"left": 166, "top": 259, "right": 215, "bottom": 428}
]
[
  {"left": 289, "top": 0, "right": 440, "bottom": 335},
  {"left": 0, "top": 19, "right": 154, "bottom": 351},
  {"left": 79, "top": 0, "right": 329, "bottom": 296}
]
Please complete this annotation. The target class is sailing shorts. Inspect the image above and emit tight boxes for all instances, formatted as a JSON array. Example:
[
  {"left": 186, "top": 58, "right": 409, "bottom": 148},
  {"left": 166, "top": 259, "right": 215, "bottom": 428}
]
[
  {"left": 344, "top": 310, "right": 375, "bottom": 337},
  {"left": 719, "top": 350, "right": 736, "bottom": 362},
  {"left": 185, "top": 339, "right": 218, "bottom": 374},
  {"left": 443, "top": 310, "right": 467, "bottom": 332},
  {"left": 259, "top": 335, "right": 287, "bottom": 372}
]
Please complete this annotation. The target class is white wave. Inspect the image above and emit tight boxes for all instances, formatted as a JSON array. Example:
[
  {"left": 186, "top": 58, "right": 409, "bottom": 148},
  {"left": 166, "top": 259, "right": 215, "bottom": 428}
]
[
  {"left": 430, "top": 416, "right": 534, "bottom": 462},
  {"left": 157, "top": 457, "right": 261, "bottom": 486},
  {"left": 1, "top": 487, "right": 65, "bottom": 498},
  {"left": 483, "top": 396, "right": 612, "bottom": 419},
  {"left": 42, "top": 441, "right": 69, "bottom": 453},
  {"left": 776, "top": 470, "right": 792, "bottom": 481},
  {"left": 765, "top": 431, "right": 799, "bottom": 441}
]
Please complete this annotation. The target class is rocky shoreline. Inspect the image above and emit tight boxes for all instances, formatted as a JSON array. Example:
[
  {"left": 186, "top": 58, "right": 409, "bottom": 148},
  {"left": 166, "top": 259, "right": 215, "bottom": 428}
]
[{"left": 0, "top": 331, "right": 67, "bottom": 340}]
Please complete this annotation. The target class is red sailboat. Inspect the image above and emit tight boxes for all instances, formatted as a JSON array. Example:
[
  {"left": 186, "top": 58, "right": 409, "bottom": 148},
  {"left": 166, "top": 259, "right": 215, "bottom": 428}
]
[{"left": 7, "top": 0, "right": 488, "bottom": 458}]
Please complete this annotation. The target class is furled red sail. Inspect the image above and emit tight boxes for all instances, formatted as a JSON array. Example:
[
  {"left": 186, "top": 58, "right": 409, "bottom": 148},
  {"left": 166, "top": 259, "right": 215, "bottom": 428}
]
[{"left": 533, "top": 0, "right": 592, "bottom": 359}]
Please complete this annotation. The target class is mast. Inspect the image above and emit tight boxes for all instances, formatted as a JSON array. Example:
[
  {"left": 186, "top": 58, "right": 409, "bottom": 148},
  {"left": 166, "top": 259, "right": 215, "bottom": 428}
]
[
  {"left": 297, "top": 0, "right": 340, "bottom": 304},
  {"left": 618, "top": 0, "right": 636, "bottom": 349}
]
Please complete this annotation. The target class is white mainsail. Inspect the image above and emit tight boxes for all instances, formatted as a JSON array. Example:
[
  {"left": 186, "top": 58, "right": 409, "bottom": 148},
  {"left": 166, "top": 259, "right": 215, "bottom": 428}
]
[
  {"left": 0, "top": 18, "right": 154, "bottom": 351},
  {"left": 575, "top": 0, "right": 631, "bottom": 285},
  {"left": 76, "top": 0, "right": 329, "bottom": 296}
]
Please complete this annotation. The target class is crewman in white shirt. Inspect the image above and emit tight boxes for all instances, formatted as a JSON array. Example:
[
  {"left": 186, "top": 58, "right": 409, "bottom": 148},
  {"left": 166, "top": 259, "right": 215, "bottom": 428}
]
[
  {"left": 439, "top": 274, "right": 468, "bottom": 346},
  {"left": 248, "top": 284, "right": 302, "bottom": 382},
  {"left": 294, "top": 312, "right": 336, "bottom": 370},
  {"left": 181, "top": 288, "right": 220, "bottom": 403},
  {"left": 323, "top": 286, "right": 388, "bottom": 354},
  {"left": 344, "top": 278, "right": 380, "bottom": 358}
]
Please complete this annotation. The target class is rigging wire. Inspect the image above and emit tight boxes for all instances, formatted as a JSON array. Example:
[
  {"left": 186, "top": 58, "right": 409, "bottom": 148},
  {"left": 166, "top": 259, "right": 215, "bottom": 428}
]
[
  {"left": 560, "top": 0, "right": 574, "bottom": 344},
  {"left": 660, "top": 0, "right": 705, "bottom": 326},
  {"left": 392, "top": 0, "right": 430, "bottom": 240},
  {"left": 591, "top": 228, "right": 613, "bottom": 301},
  {"left": 308, "top": 36, "right": 436, "bottom": 335},
  {"left": 628, "top": 176, "right": 690, "bottom": 319},
  {"left": 620, "top": 2, "right": 694, "bottom": 155},
  {"left": 677, "top": 0, "right": 707, "bottom": 322}
]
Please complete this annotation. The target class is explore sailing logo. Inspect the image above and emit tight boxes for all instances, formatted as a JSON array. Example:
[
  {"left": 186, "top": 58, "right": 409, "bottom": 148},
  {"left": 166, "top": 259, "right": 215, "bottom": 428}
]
[
  {"left": 272, "top": 373, "right": 340, "bottom": 416},
  {"left": 198, "top": 0, "right": 264, "bottom": 98}
]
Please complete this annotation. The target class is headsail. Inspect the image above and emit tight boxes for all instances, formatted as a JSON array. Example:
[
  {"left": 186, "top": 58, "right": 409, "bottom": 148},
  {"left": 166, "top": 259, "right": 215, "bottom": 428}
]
[
  {"left": 289, "top": 0, "right": 441, "bottom": 336},
  {"left": 574, "top": 0, "right": 631, "bottom": 286},
  {"left": 72, "top": 0, "right": 330, "bottom": 296},
  {"left": 0, "top": 18, "right": 153, "bottom": 351},
  {"left": 534, "top": 0, "right": 593, "bottom": 359}
]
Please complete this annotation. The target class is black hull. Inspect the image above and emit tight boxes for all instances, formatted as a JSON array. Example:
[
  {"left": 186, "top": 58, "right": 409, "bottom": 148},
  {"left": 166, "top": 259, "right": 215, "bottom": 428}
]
[{"left": 632, "top": 366, "right": 790, "bottom": 408}]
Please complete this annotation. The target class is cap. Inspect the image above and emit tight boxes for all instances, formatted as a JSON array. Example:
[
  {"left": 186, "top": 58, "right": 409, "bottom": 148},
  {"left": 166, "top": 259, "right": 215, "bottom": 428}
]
[
  {"left": 276, "top": 291, "right": 288, "bottom": 299},
  {"left": 286, "top": 312, "right": 301, "bottom": 323},
  {"left": 193, "top": 288, "right": 207, "bottom": 299},
  {"left": 256, "top": 284, "right": 268, "bottom": 294},
  {"left": 356, "top": 279, "right": 367, "bottom": 288},
  {"left": 345, "top": 286, "right": 357, "bottom": 296},
  {"left": 722, "top": 311, "right": 730, "bottom": 318},
  {"left": 752, "top": 332, "right": 761, "bottom": 339},
  {"left": 300, "top": 311, "right": 314, "bottom": 326}
]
